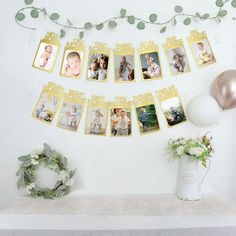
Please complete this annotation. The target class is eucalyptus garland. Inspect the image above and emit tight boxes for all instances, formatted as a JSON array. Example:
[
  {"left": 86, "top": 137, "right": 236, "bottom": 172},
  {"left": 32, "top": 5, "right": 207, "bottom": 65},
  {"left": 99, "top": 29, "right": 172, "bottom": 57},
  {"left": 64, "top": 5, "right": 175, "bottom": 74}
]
[
  {"left": 15, "top": 0, "right": 236, "bottom": 38},
  {"left": 16, "top": 143, "right": 76, "bottom": 199}
]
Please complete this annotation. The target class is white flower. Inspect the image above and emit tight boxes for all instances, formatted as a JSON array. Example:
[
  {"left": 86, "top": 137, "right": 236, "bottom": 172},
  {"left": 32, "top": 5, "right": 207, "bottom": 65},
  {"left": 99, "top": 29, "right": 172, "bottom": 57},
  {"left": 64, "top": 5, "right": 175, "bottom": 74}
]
[
  {"left": 176, "top": 146, "right": 185, "bottom": 156},
  {"left": 31, "top": 159, "right": 39, "bottom": 165},
  {"left": 188, "top": 147, "right": 205, "bottom": 157},
  {"left": 65, "top": 178, "right": 74, "bottom": 187},
  {"left": 30, "top": 151, "right": 41, "bottom": 159},
  {"left": 23, "top": 183, "right": 36, "bottom": 195},
  {"left": 57, "top": 170, "right": 68, "bottom": 181}
]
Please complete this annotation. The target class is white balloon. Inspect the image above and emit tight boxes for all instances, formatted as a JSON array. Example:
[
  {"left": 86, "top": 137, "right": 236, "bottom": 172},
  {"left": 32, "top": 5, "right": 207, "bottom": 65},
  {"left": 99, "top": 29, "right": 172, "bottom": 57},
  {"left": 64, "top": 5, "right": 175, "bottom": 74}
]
[{"left": 186, "top": 95, "right": 220, "bottom": 127}]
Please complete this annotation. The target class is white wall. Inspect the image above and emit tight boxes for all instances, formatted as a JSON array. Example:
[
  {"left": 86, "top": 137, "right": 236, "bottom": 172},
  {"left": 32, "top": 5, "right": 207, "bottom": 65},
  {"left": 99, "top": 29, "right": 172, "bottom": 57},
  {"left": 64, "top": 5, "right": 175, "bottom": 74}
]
[{"left": 0, "top": 0, "right": 236, "bottom": 207}]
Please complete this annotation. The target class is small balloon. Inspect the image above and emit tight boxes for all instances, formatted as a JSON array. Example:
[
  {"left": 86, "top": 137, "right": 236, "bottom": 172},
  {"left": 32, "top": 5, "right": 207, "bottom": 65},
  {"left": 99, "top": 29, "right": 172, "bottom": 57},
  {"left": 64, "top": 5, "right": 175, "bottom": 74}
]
[
  {"left": 186, "top": 95, "right": 220, "bottom": 127},
  {"left": 212, "top": 70, "right": 236, "bottom": 110}
]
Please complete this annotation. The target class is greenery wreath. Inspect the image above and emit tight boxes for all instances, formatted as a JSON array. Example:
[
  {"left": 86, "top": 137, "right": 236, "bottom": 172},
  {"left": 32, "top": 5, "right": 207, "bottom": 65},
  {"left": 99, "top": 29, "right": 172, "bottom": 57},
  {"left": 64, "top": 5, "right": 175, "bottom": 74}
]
[{"left": 16, "top": 143, "right": 76, "bottom": 199}]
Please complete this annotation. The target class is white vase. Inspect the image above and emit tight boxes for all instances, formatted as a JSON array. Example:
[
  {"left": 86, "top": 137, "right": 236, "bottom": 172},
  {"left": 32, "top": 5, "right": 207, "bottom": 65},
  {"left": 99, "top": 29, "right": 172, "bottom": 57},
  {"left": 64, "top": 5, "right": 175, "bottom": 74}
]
[{"left": 176, "top": 156, "right": 201, "bottom": 201}]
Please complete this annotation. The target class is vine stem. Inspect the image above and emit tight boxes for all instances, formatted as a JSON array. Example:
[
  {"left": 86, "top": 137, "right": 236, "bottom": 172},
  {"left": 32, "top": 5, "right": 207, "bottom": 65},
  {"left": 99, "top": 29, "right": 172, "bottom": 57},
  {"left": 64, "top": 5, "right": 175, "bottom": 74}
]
[{"left": 15, "top": 0, "right": 231, "bottom": 34}]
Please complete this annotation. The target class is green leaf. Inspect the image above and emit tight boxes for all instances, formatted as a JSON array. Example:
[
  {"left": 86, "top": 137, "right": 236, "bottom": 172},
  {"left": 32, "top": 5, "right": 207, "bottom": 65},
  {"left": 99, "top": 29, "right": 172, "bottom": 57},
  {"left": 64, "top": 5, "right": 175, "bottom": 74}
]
[
  {"left": 79, "top": 31, "right": 84, "bottom": 39},
  {"left": 174, "top": 5, "right": 183, "bottom": 13},
  {"left": 24, "top": 0, "right": 33, "bottom": 5},
  {"left": 96, "top": 23, "right": 104, "bottom": 30},
  {"left": 137, "top": 21, "right": 145, "bottom": 30},
  {"left": 17, "top": 176, "right": 24, "bottom": 189},
  {"left": 69, "top": 169, "right": 76, "bottom": 178},
  {"left": 60, "top": 29, "right": 66, "bottom": 38},
  {"left": 18, "top": 155, "right": 31, "bottom": 162},
  {"left": 215, "top": 0, "right": 224, "bottom": 7},
  {"left": 84, "top": 22, "right": 93, "bottom": 29},
  {"left": 16, "top": 12, "right": 25, "bottom": 21},
  {"left": 120, "top": 8, "right": 127, "bottom": 17},
  {"left": 50, "top": 13, "right": 60, "bottom": 21},
  {"left": 108, "top": 20, "right": 117, "bottom": 28},
  {"left": 67, "top": 18, "right": 73, "bottom": 26},
  {"left": 183, "top": 17, "right": 191, "bottom": 25},
  {"left": 30, "top": 9, "right": 39, "bottom": 18},
  {"left": 218, "top": 10, "right": 227, "bottom": 17},
  {"left": 173, "top": 18, "right": 177, "bottom": 26},
  {"left": 149, "top": 13, "right": 157, "bottom": 23},
  {"left": 232, "top": 0, "right": 236, "bottom": 8},
  {"left": 127, "top": 15, "right": 135, "bottom": 24},
  {"left": 202, "top": 13, "right": 210, "bottom": 19},
  {"left": 196, "top": 12, "right": 201, "bottom": 18},
  {"left": 160, "top": 26, "right": 167, "bottom": 33}
]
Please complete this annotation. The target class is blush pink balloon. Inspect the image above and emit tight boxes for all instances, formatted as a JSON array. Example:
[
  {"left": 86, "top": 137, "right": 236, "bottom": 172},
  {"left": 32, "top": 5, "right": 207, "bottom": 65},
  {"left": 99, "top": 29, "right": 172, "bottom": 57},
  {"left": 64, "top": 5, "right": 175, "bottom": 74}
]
[{"left": 212, "top": 70, "right": 236, "bottom": 110}]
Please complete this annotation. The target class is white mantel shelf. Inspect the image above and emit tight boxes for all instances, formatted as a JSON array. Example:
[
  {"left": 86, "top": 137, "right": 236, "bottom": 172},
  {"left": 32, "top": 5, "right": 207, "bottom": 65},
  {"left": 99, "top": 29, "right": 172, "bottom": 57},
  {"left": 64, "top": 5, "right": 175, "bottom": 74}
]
[{"left": 1, "top": 194, "right": 236, "bottom": 235}]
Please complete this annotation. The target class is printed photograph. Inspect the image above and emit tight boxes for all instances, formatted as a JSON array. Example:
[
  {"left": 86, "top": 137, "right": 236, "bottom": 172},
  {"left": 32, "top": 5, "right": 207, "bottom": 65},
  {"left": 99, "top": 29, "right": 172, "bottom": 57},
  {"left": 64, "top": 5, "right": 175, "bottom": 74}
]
[
  {"left": 33, "top": 42, "right": 59, "bottom": 72},
  {"left": 114, "top": 55, "right": 135, "bottom": 82},
  {"left": 110, "top": 108, "right": 131, "bottom": 136},
  {"left": 87, "top": 53, "right": 109, "bottom": 81},
  {"left": 85, "top": 108, "right": 107, "bottom": 135},
  {"left": 140, "top": 52, "right": 162, "bottom": 80},
  {"left": 60, "top": 50, "right": 84, "bottom": 78},
  {"left": 57, "top": 102, "right": 83, "bottom": 131},
  {"left": 190, "top": 39, "right": 216, "bottom": 67},
  {"left": 166, "top": 47, "right": 190, "bottom": 75},
  {"left": 161, "top": 97, "right": 186, "bottom": 127},
  {"left": 136, "top": 104, "right": 159, "bottom": 134},
  {"left": 33, "top": 92, "right": 59, "bottom": 123}
]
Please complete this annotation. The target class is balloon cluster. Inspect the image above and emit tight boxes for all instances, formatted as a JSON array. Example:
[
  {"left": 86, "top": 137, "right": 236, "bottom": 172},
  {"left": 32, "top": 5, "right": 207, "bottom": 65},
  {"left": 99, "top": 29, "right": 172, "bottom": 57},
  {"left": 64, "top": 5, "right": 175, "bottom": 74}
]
[{"left": 187, "top": 70, "right": 236, "bottom": 127}]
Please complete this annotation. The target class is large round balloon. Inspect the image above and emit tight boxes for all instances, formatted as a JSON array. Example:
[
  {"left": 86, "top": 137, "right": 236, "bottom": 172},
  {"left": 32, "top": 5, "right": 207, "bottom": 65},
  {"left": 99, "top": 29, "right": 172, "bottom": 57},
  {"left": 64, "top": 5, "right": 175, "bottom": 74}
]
[
  {"left": 212, "top": 70, "right": 236, "bottom": 110},
  {"left": 186, "top": 95, "right": 220, "bottom": 127}
]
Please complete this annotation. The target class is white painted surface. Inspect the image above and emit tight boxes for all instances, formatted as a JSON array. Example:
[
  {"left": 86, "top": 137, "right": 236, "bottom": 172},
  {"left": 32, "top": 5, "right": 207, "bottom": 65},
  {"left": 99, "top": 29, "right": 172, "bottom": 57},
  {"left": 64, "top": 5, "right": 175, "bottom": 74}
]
[{"left": 0, "top": 0, "right": 236, "bottom": 208}]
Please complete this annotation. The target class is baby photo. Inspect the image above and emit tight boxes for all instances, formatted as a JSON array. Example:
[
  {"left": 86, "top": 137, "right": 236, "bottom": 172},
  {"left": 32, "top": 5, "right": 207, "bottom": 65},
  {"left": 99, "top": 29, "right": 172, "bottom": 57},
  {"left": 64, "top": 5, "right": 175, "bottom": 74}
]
[
  {"left": 190, "top": 39, "right": 216, "bottom": 67},
  {"left": 110, "top": 108, "right": 131, "bottom": 136},
  {"left": 60, "top": 50, "right": 84, "bottom": 78},
  {"left": 33, "top": 92, "right": 59, "bottom": 123},
  {"left": 85, "top": 108, "right": 107, "bottom": 135},
  {"left": 136, "top": 104, "right": 159, "bottom": 134},
  {"left": 33, "top": 42, "right": 59, "bottom": 72},
  {"left": 166, "top": 47, "right": 190, "bottom": 75},
  {"left": 140, "top": 52, "right": 162, "bottom": 80},
  {"left": 57, "top": 102, "right": 83, "bottom": 131},
  {"left": 161, "top": 97, "right": 186, "bottom": 127},
  {"left": 114, "top": 55, "right": 135, "bottom": 82},
  {"left": 87, "top": 53, "right": 109, "bottom": 81}
]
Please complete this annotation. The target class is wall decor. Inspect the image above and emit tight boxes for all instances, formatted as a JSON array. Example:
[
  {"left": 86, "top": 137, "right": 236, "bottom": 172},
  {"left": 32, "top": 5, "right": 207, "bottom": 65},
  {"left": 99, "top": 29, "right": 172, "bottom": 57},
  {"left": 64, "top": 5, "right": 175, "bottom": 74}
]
[
  {"left": 16, "top": 143, "right": 76, "bottom": 199},
  {"left": 157, "top": 85, "right": 187, "bottom": 127},
  {"left": 133, "top": 93, "right": 160, "bottom": 134},
  {"left": 85, "top": 96, "right": 110, "bottom": 136},
  {"left": 15, "top": 0, "right": 236, "bottom": 37},
  {"left": 110, "top": 97, "right": 132, "bottom": 137},
  {"left": 57, "top": 90, "right": 86, "bottom": 131},
  {"left": 32, "top": 32, "right": 60, "bottom": 73},
  {"left": 163, "top": 36, "right": 191, "bottom": 76},
  {"left": 60, "top": 39, "right": 86, "bottom": 79},
  {"left": 32, "top": 82, "right": 64, "bottom": 124},
  {"left": 138, "top": 41, "right": 163, "bottom": 81},
  {"left": 113, "top": 43, "right": 135, "bottom": 83},
  {"left": 187, "top": 30, "right": 216, "bottom": 68},
  {"left": 86, "top": 42, "right": 111, "bottom": 82}
]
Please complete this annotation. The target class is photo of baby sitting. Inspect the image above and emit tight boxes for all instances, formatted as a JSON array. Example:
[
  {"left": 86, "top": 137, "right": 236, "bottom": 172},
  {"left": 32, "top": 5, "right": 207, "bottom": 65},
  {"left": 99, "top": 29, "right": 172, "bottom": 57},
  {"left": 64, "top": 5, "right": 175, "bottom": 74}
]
[
  {"left": 111, "top": 108, "right": 131, "bottom": 136},
  {"left": 57, "top": 102, "right": 83, "bottom": 131},
  {"left": 161, "top": 97, "right": 186, "bottom": 127},
  {"left": 85, "top": 108, "right": 107, "bottom": 135},
  {"left": 115, "top": 55, "right": 135, "bottom": 82},
  {"left": 33, "top": 42, "right": 58, "bottom": 71},
  {"left": 61, "top": 50, "right": 83, "bottom": 78},
  {"left": 87, "top": 54, "right": 109, "bottom": 81},
  {"left": 191, "top": 40, "right": 216, "bottom": 67},
  {"left": 33, "top": 93, "right": 59, "bottom": 123},
  {"left": 140, "top": 52, "right": 162, "bottom": 80},
  {"left": 166, "top": 47, "right": 190, "bottom": 75}
]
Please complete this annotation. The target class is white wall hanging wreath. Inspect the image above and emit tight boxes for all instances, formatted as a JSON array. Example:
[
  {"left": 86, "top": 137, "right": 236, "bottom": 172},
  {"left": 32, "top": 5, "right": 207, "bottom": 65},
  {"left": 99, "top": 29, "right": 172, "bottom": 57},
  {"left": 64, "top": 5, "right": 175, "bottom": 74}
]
[{"left": 16, "top": 143, "right": 76, "bottom": 199}]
